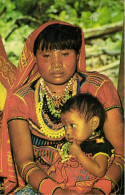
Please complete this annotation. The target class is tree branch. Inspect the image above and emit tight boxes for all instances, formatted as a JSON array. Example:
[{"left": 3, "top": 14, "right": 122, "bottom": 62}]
[{"left": 84, "top": 21, "right": 123, "bottom": 39}]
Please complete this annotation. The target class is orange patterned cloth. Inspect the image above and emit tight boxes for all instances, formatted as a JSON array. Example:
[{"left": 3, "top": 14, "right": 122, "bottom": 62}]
[{"left": 0, "top": 36, "right": 16, "bottom": 91}]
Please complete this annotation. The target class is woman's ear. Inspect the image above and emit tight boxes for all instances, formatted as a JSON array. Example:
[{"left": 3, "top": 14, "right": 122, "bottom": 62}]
[{"left": 90, "top": 116, "right": 100, "bottom": 131}]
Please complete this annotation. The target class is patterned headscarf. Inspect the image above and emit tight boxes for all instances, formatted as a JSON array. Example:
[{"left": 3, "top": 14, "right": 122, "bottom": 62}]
[
  {"left": 0, "top": 36, "right": 17, "bottom": 110},
  {"left": 12, "top": 20, "right": 86, "bottom": 93}
]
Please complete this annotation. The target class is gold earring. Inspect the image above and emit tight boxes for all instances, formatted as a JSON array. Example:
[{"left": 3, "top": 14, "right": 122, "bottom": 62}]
[{"left": 92, "top": 131, "right": 96, "bottom": 136}]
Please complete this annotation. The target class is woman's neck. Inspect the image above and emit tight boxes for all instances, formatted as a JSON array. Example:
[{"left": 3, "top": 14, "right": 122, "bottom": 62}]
[
  {"left": 40, "top": 73, "right": 78, "bottom": 97},
  {"left": 45, "top": 82, "right": 68, "bottom": 95}
]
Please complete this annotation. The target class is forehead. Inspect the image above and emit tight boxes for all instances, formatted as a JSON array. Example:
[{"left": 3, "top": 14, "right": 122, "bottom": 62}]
[
  {"left": 61, "top": 109, "right": 81, "bottom": 121},
  {"left": 38, "top": 48, "right": 75, "bottom": 52}
]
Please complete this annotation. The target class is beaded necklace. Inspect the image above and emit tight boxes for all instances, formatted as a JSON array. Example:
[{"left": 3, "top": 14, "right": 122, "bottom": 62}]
[{"left": 35, "top": 74, "right": 77, "bottom": 139}]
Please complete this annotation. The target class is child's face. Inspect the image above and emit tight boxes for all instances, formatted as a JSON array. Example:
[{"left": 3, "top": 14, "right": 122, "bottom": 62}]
[
  {"left": 36, "top": 49, "right": 78, "bottom": 88},
  {"left": 61, "top": 109, "right": 93, "bottom": 145}
]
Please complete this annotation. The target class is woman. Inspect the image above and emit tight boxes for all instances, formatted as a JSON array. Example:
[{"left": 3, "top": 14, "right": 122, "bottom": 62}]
[{"left": 0, "top": 21, "right": 124, "bottom": 194}]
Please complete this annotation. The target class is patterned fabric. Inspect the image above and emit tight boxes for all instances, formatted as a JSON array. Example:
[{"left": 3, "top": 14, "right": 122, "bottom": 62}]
[
  {"left": 0, "top": 21, "right": 121, "bottom": 194},
  {"left": 0, "top": 36, "right": 16, "bottom": 91},
  {"left": 0, "top": 36, "right": 17, "bottom": 111},
  {"left": 47, "top": 136, "right": 114, "bottom": 194},
  {"left": 15, "top": 184, "right": 40, "bottom": 195}
]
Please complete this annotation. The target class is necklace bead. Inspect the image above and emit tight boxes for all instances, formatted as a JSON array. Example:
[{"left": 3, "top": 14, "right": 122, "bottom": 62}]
[{"left": 35, "top": 74, "right": 78, "bottom": 138}]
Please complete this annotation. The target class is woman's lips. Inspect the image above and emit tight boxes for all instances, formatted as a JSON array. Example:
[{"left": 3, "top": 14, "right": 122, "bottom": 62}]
[{"left": 51, "top": 72, "right": 65, "bottom": 77}]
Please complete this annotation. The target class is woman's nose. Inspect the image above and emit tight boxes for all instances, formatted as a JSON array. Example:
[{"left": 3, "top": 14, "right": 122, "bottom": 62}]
[{"left": 51, "top": 51, "right": 62, "bottom": 69}]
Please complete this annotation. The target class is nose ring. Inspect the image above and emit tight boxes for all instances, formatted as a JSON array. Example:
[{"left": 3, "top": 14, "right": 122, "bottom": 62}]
[{"left": 53, "top": 66, "right": 60, "bottom": 72}]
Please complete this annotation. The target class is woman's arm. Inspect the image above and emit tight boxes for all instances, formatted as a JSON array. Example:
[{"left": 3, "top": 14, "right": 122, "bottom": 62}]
[
  {"left": 8, "top": 119, "right": 48, "bottom": 190},
  {"left": 103, "top": 108, "right": 124, "bottom": 184},
  {"left": 70, "top": 141, "right": 108, "bottom": 177},
  {"left": 88, "top": 108, "right": 124, "bottom": 194}
]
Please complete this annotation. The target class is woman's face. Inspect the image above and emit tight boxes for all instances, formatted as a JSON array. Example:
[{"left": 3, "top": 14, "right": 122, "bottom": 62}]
[{"left": 36, "top": 49, "right": 78, "bottom": 89}]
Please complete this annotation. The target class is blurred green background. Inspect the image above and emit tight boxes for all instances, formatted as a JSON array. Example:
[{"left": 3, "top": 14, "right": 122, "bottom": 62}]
[{"left": 0, "top": 0, "right": 124, "bottom": 88}]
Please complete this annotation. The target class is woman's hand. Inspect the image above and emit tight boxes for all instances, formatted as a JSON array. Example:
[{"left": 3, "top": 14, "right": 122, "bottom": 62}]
[{"left": 85, "top": 188, "right": 104, "bottom": 194}]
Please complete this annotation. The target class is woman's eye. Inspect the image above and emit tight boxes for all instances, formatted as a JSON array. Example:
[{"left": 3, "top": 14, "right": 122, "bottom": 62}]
[{"left": 43, "top": 54, "right": 50, "bottom": 58}]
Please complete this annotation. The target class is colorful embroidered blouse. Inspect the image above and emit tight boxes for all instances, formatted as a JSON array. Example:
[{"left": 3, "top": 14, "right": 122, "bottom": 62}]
[{"left": 7, "top": 72, "right": 120, "bottom": 170}]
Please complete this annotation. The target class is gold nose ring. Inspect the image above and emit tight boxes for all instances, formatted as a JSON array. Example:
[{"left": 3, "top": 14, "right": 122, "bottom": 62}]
[{"left": 53, "top": 67, "right": 60, "bottom": 72}]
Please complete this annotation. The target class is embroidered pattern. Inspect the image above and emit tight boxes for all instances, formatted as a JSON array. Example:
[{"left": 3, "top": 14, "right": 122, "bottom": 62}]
[{"left": 35, "top": 76, "right": 77, "bottom": 139}]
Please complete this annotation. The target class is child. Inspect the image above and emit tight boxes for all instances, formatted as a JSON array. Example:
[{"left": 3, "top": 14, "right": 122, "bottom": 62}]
[{"left": 47, "top": 93, "right": 114, "bottom": 194}]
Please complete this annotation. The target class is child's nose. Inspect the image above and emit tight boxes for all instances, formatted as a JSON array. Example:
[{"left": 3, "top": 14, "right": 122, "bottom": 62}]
[{"left": 66, "top": 128, "right": 72, "bottom": 136}]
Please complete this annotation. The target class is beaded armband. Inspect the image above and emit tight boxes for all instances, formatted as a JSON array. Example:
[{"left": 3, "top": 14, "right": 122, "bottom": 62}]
[
  {"left": 20, "top": 161, "right": 37, "bottom": 179},
  {"left": 25, "top": 166, "right": 40, "bottom": 183},
  {"left": 115, "top": 153, "right": 124, "bottom": 162}
]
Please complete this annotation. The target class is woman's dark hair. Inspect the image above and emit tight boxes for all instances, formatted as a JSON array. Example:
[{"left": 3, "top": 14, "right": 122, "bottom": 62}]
[
  {"left": 61, "top": 93, "right": 106, "bottom": 131},
  {"left": 33, "top": 23, "right": 82, "bottom": 56}
]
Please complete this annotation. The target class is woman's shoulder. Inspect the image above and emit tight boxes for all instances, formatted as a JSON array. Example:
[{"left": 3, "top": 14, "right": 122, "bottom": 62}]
[
  {"left": 78, "top": 71, "right": 111, "bottom": 86},
  {"left": 12, "top": 79, "right": 37, "bottom": 98},
  {"left": 77, "top": 71, "right": 121, "bottom": 109}
]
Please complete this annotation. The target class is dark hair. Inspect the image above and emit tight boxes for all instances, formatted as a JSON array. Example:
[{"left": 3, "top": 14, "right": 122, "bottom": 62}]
[
  {"left": 33, "top": 23, "right": 82, "bottom": 56},
  {"left": 61, "top": 93, "right": 106, "bottom": 131}
]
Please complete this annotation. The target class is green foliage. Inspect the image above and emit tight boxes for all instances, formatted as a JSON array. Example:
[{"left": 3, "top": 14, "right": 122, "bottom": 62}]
[{"left": 0, "top": 0, "right": 124, "bottom": 69}]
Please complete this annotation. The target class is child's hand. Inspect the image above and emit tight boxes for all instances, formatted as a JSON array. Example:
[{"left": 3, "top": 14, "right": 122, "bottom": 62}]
[{"left": 69, "top": 140, "right": 82, "bottom": 157}]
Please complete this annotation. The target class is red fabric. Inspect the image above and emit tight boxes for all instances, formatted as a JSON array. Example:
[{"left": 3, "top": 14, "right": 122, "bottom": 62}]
[
  {"left": 39, "top": 178, "right": 61, "bottom": 194},
  {"left": 94, "top": 179, "right": 112, "bottom": 194},
  {"left": 51, "top": 156, "right": 97, "bottom": 193},
  {"left": 80, "top": 71, "right": 121, "bottom": 110},
  {"left": 0, "top": 36, "right": 16, "bottom": 91}
]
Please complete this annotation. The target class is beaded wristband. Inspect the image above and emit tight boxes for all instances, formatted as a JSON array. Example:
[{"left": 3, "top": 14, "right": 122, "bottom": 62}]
[
  {"left": 39, "top": 178, "right": 60, "bottom": 195},
  {"left": 115, "top": 153, "right": 124, "bottom": 161},
  {"left": 113, "top": 160, "right": 124, "bottom": 175},
  {"left": 20, "top": 161, "right": 36, "bottom": 178},
  {"left": 94, "top": 179, "right": 112, "bottom": 195},
  {"left": 25, "top": 166, "right": 40, "bottom": 183}
]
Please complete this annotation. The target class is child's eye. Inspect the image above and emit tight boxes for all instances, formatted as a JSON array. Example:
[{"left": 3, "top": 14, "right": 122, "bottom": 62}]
[
  {"left": 63, "top": 125, "right": 67, "bottom": 130},
  {"left": 71, "top": 124, "right": 75, "bottom": 128}
]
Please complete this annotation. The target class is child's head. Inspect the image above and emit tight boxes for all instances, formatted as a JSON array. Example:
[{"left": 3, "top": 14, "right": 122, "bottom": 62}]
[
  {"left": 61, "top": 93, "right": 106, "bottom": 143},
  {"left": 33, "top": 23, "right": 82, "bottom": 56}
]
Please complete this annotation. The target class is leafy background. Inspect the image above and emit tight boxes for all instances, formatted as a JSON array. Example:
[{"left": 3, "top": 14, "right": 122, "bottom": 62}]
[{"left": 0, "top": 0, "right": 124, "bottom": 88}]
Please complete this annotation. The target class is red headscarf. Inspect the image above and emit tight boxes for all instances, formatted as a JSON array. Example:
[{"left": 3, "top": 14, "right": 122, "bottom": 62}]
[
  {"left": 0, "top": 36, "right": 16, "bottom": 91},
  {"left": 12, "top": 20, "right": 86, "bottom": 93},
  {"left": 0, "top": 20, "right": 86, "bottom": 194}
]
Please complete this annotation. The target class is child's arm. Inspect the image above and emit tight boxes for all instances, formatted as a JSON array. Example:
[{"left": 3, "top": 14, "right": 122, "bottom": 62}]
[{"left": 70, "top": 140, "right": 108, "bottom": 178}]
